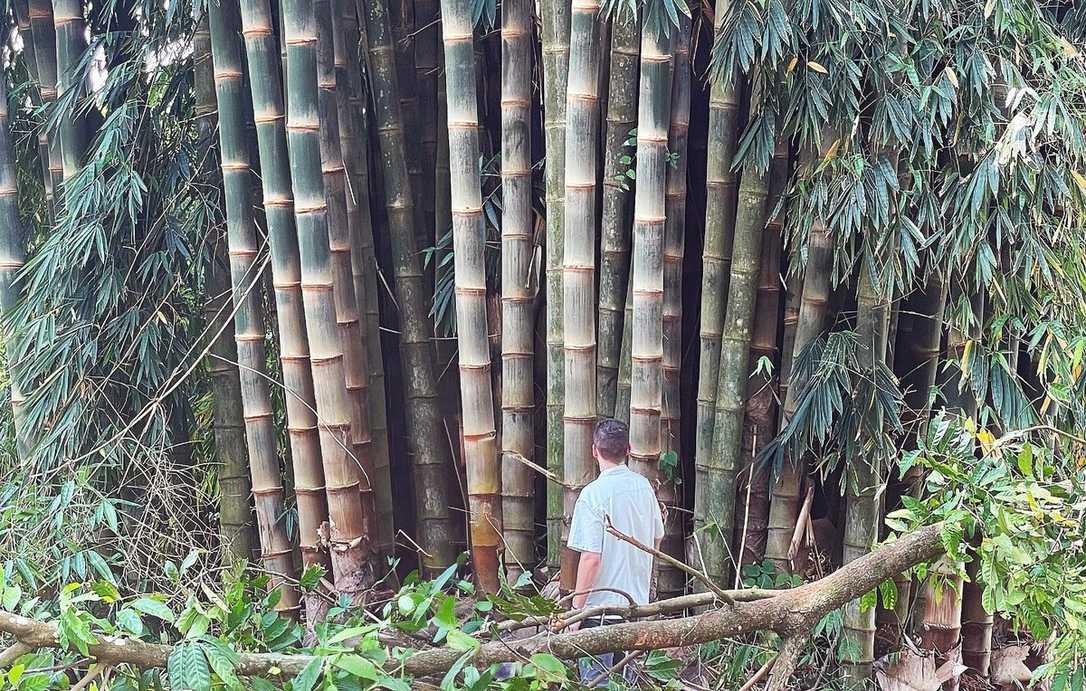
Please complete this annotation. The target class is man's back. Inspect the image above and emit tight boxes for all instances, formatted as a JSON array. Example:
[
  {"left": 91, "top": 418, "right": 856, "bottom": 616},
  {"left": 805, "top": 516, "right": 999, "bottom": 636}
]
[{"left": 567, "top": 464, "right": 664, "bottom": 608}]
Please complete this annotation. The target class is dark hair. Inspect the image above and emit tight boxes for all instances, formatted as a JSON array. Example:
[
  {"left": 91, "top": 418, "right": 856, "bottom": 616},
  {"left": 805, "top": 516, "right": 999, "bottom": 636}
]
[{"left": 593, "top": 418, "right": 629, "bottom": 461}]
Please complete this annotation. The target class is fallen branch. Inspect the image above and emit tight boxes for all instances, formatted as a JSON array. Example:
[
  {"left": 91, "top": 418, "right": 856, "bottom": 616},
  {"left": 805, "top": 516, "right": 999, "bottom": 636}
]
[{"left": 0, "top": 523, "right": 945, "bottom": 682}]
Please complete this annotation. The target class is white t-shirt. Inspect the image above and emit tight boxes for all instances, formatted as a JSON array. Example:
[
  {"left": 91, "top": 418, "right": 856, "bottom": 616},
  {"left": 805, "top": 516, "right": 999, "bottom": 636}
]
[{"left": 567, "top": 464, "right": 665, "bottom": 608}]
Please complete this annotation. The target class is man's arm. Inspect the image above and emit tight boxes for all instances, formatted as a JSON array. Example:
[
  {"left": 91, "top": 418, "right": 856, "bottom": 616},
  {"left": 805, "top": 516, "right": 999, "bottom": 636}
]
[{"left": 571, "top": 551, "right": 602, "bottom": 610}]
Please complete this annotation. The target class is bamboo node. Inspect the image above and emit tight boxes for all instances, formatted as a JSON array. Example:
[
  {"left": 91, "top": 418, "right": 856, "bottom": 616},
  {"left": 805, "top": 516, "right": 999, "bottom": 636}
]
[{"left": 252, "top": 486, "right": 286, "bottom": 497}]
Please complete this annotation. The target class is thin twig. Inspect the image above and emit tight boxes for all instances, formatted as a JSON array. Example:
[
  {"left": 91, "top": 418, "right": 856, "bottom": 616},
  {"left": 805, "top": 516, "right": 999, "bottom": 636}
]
[
  {"left": 738, "top": 656, "right": 774, "bottom": 691},
  {"left": 505, "top": 451, "right": 574, "bottom": 489},
  {"left": 586, "top": 650, "right": 639, "bottom": 687},
  {"left": 604, "top": 518, "right": 736, "bottom": 607},
  {"left": 70, "top": 664, "right": 106, "bottom": 691}
]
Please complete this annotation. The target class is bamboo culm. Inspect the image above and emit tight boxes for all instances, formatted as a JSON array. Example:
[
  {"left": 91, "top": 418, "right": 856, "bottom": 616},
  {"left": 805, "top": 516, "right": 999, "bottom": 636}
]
[
  {"left": 763, "top": 145, "right": 837, "bottom": 571},
  {"left": 358, "top": 0, "right": 458, "bottom": 575},
  {"left": 560, "top": 0, "right": 603, "bottom": 591},
  {"left": 499, "top": 0, "right": 536, "bottom": 576},
  {"left": 193, "top": 15, "right": 256, "bottom": 565},
  {"left": 0, "top": 79, "right": 31, "bottom": 461},
  {"left": 540, "top": 0, "right": 571, "bottom": 574},
  {"left": 692, "top": 0, "right": 742, "bottom": 575},
  {"left": 704, "top": 85, "right": 774, "bottom": 587},
  {"left": 659, "top": 15, "right": 691, "bottom": 600},
  {"left": 314, "top": 0, "right": 378, "bottom": 555},
  {"left": 438, "top": 0, "right": 502, "bottom": 593},
  {"left": 281, "top": 0, "right": 373, "bottom": 597},
  {"left": 332, "top": 0, "right": 394, "bottom": 556},
  {"left": 596, "top": 10, "right": 639, "bottom": 418},
  {"left": 629, "top": 20, "right": 674, "bottom": 593},
  {"left": 238, "top": 0, "right": 334, "bottom": 622},
  {"left": 208, "top": 0, "right": 301, "bottom": 614}
]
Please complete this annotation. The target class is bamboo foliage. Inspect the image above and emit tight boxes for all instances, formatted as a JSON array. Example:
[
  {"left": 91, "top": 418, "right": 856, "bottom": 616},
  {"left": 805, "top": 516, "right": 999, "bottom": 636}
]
[
  {"left": 596, "top": 10, "right": 639, "bottom": 418},
  {"left": 0, "top": 79, "right": 30, "bottom": 462},
  {"left": 540, "top": 0, "right": 571, "bottom": 572},
  {"left": 332, "top": 0, "right": 394, "bottom": 555},
  {"left": 280, "top": 0, "right": 372, "bottom": 596},
  {"left": 314, "top": 0, "right": 378, "bottom": 553},
  {"left": 207, "top": 0, "right": 300, "bottom": 613},
  {"left": 499, "top": 0, "right": 536, "bottom": 575},
  {"left": 438, "top": 0, "right": 502, "bottom": 592},
  {"left": 560, "top": 0, "right": 604, "bottom": 589},
  {"left": 358, "top": 0, "right": 457, "bottom": 575},
  {"left": 693, "top": 0, "right": 741, "bottom": 571}
]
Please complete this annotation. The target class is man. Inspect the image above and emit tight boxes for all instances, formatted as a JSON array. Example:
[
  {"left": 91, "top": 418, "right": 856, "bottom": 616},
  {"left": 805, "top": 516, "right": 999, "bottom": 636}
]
[{"left": 566, "top": 418, "right": 665, "bottom": 687}]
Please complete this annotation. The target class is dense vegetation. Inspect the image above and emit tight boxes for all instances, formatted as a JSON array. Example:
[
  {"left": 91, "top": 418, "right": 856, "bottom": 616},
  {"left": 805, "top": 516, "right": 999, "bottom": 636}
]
[{"left": 0, "top": 0, "right": 1084, "bottom": 688}]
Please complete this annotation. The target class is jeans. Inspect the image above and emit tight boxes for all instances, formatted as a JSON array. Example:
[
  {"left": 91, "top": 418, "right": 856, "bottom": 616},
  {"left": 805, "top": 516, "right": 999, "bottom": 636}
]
[{"left": 577, "top": 616, "right": 637, "bottom": 688}]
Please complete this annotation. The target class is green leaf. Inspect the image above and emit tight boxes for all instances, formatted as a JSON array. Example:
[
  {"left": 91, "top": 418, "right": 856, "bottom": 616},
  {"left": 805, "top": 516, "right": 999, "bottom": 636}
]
[
  {"left": 528, "top": 653, "right": 567, "bottom": 682},
  {"left": 1017, "top": 444, "right": 1034, "bottom": 478},
  {"left": 291, "top": 657, "right": 323, "bottom": 691},
  {"left": 130, "top": 596, "right": 174, "bottom": 623},
  {"left": 332, "top": 654, "right": 378, "bottom": 680},
  {"left": 167, "top": 643, "right": 211, "bottom": 691},
  {"left": 3, "top": 584, "right": 22, "bottom": 610},
  {"left": 204, "top": 641, "right": 240, "bottom": 687},
  {"left": 375, "top": 677, "right": 412, "bottom": 691},
  {"left": 432, "top": 595, "right": 457, "bottom": 630},
  {"left": 859, "top": 589, "right": 878, "bottom": 613},
  {"left": 327, "top": 625, "right": 378, "bottom": 646},
  {"left": 299, "top": 564, "right": 326, "bottom": 591},
  {"left": 116, "top": 608, "right": 143, "bottom": 635},
  {"left": 879, "top": 579, "right": 898, "bottom": 611},
  {"left": 446, "top": 629, "right": 480, "bottom": 653}
]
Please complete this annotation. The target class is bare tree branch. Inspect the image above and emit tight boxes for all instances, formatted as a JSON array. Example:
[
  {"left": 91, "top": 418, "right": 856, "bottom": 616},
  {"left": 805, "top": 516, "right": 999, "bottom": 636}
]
[{"left": 0, "top": 522, "right": 945, "bottom": 680}]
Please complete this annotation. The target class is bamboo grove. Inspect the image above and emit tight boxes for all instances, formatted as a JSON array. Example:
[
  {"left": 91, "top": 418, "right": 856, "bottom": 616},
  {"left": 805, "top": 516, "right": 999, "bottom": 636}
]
[{"left": 0, "top": 0, "right": 1085, "bottom": 688}]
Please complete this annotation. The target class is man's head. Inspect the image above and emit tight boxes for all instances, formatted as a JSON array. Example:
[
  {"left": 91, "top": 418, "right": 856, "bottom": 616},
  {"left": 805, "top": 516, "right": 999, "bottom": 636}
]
[{"left": 592, "top": 418, "right": 629, "bottom": 466}]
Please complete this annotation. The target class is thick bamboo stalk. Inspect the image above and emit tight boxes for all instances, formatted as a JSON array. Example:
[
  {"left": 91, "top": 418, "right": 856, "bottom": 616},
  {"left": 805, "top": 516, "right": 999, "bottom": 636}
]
[
  {"left": 13, "top": 0, "right": 50, "bottom": 224},
  {"left": 560, "top": 0, "right": 603, "bottom": 590},
  {"left": 596, "top": 11, "right": 639, "bottom": 418},
  {"left": 540, "top": 0, "right": 571, "bottom": 573},
  {"left": 436, "top": 0, "right": 502, "bottom": 593},
  {"left": 194, "top": 15, "right": 256, "bottom": 564},
  {"left": 499, "top": 0, "right": 535, "bottom": 576},
  {"left": 0, "top": 79, "right": 31, "bottom": 461},
  {"left": 414, "top": 0, "right": 440, "bottom": 240},
  {"left": 628, "top": 25, "right": 672, "bottom": 486},
  {"left": 358, "top": 0, "right": 458, "bottom": 575},
  {"left": 889, "top": 270, "right": 947, "bottom": 629},
  {"left": 390, "top": 0, "right": 426, "bottom": 254},
  {"left": 279, "top": 0, "right": 372, "bottom": 597},
  {"left": 658, "top": 16, "right": 690, "bottom": 600},
  {"left": 239, "top": 0, "right": 333, "bottom": 621},
  {"left": 692, "top": 0, "right": 742, "bottom": 571},
  {"left": 238, "top": 0, "right": 332, "bottom": 617},
  {"left": 208, "top": 0, "right": 301, "bottom": 613},
  {"left": 615, "top": 266, "right": 633, "bottom": 425},
  {"left": 29, "top": 0, "right": 61, "bottom": 211},
  {"left": 764, "top": 155, "right": 835, "bottom": 571},
  {"left": 332, "top": 0, "right": 394, "bottom": 555},
  {"left": 736, "top": 139, "right": 788, "bottom": 568},
  {"left": 314, "top": 0, "right": 378, "bottom": 555},
  {"left": 52, "top": 0, "right": 86, "bottom": 192},
  {"left": 704, "top": 86, "right": 774, "bottom": 587},
  {"left": 841, "top": 263, "right": 892, "bottom": 684}
]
